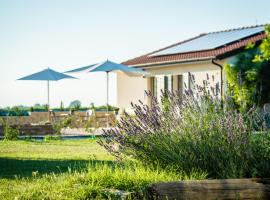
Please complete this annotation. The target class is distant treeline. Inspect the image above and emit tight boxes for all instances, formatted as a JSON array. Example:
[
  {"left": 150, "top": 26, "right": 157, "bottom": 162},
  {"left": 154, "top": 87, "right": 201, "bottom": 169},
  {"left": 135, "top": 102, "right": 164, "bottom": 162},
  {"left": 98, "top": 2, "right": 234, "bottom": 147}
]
[{"left": 0, "top": 103, "right": 119, "bottom": 116}]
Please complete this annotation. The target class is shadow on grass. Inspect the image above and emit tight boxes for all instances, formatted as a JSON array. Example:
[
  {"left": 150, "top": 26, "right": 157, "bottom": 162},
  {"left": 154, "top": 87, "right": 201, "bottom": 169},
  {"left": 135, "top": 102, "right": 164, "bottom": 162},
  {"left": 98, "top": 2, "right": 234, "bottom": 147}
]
[{"left": 0, "top": 157, "right": 114, "bottom": 179}]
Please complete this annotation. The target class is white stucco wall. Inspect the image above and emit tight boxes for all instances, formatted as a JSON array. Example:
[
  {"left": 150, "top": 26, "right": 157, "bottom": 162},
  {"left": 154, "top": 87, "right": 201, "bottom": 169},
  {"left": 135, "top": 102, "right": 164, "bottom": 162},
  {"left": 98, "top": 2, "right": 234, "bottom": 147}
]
[
  {"left": 117, "top": 57, "right": 235, "bottom": 111},
  {"left": 116, "top": 71, "right": 149, "bottom": 112}
]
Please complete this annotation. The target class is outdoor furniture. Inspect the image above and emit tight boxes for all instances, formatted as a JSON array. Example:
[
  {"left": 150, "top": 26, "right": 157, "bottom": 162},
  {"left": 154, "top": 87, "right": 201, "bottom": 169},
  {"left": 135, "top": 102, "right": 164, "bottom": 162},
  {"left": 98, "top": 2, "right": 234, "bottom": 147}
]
[
  {"left": 17, "top": 68, "right": 77, "bottom": 120},
  {"left": 65, "top": 60, "right": 148, "bottom": 126}
]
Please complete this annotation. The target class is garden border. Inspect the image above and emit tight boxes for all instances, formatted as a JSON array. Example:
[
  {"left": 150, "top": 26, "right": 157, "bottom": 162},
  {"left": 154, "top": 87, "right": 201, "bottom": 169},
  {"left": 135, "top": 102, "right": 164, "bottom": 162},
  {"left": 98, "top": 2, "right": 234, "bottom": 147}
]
[{"left": 147, "top": 178, "right": 270, "bottom": 200}]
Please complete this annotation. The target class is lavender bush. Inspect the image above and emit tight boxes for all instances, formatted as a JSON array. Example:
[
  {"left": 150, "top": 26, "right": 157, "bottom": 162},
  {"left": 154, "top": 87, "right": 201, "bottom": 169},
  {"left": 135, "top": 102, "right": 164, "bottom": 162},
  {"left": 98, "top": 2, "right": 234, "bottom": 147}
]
[{"left": 99, "top": 75, "right": 270, "bottom": 178}]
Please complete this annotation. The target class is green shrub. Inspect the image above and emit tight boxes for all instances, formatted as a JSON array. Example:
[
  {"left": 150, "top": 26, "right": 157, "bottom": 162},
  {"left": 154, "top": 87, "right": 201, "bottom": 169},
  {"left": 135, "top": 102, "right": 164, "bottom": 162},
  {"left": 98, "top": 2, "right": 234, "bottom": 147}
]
[
  {"left": 53, "top": 116, "right": 75, "bottom": 134},
  {"left": 44, "top": 135, "right": 61, "bottom": 141},
  {"left": 101, "top": 76, "right": 270, "bottom": 179},
  {"left": 4, "top": 127, "right": 19, "bottom": 140},
  {"left": 0, "top": 118, "right": 19, "bottom": 140},
  {"left": 250, "top": 132, "right": 270, "bottom": 177},
  {"left": 225, "top": 25, "right": 270, "bottom": 111},
  {"left": 94, "top": 104, "right": 119, "bottom": 112}
]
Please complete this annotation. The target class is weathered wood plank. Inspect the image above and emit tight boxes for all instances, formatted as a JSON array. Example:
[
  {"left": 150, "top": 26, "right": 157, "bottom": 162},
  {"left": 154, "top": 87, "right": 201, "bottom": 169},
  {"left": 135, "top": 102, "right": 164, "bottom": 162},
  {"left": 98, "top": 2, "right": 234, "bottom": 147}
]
[{"left": 147, "top": 179, "right": 270, "bottom": 200}]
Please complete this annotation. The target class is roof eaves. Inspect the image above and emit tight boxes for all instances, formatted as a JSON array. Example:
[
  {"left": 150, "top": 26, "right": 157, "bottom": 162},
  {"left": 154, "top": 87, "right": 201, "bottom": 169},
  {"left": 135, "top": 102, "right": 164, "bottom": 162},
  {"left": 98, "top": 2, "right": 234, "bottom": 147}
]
[{"left": 130, "top": 56, "right": 215, "bottom": 68}]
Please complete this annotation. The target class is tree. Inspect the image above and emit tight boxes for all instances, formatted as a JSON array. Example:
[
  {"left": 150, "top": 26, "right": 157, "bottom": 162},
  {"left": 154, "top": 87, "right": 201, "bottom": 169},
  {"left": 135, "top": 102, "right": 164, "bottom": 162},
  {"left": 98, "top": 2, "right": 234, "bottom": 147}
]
[
  {"left": 90, "top": 102, "right": 95, "bottom": 110},
  {"left": 42, "top": 104, "right": 49, "bottom": 111},
  {"left": 69, "top": 100, "right": 81, "bottom": 110},
  {"left": 255, "top": 25, "right": 270, "bottom": 61},
  {"left": 60, "top": 101, "right": 64, "bottom": 111},
  {"left": 34, "top": 103, "right": 41, "bottom": 108},
  {"left": 225, "top": 25, "right": 270, "bottom": 111},
  {"left": 224, "top": 49, "right": 261, "bottom": 110}
]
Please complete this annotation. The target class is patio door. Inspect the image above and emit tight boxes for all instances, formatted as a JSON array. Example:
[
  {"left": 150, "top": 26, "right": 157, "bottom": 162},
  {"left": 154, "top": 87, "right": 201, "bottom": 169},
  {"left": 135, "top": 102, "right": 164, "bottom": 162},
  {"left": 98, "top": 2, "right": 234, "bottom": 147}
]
[{"left": 152, "top": 75, "right": 172, "bottom": 102}]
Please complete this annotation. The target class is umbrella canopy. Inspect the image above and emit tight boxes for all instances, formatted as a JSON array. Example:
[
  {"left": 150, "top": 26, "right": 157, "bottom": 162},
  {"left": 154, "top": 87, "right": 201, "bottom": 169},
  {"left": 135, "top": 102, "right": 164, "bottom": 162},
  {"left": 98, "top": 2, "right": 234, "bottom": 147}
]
[
  {"left": 65, "top": 60, "right": 147, "bottom": 75},
  {"left": 90, "top": 60, "right": 146, "bottom": 75},
  {"left": 65, "top": 64, "right": 97, "bottom": 73},
  {"left": 18, "top": 68, "right": 76, "bottom": 81},
  {"left": 18, "top": 68, "right": 77, "bottom": 113},
  {"left": 65, "top": 60, "right": 148, "bottom": 127}
]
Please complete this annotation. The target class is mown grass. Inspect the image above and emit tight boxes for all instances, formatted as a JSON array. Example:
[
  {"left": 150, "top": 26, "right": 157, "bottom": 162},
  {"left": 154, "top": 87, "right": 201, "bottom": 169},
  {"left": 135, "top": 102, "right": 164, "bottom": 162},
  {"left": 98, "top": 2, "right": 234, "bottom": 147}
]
[
  {"left": 0, "top": 139, "right": 207, "bottom": 199},
  {"left": 0, "top": 139, "right": 113, "bottom": 178},
  {"left": 0, "top": 139, "right": 112, "bottom": 161}
]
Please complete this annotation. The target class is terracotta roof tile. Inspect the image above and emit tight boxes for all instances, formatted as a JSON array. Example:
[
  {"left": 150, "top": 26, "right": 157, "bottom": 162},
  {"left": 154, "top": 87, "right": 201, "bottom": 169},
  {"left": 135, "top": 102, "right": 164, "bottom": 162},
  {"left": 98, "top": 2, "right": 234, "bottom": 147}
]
[{"left": 123, "top": 25, "right": 267, "bottom": 67}]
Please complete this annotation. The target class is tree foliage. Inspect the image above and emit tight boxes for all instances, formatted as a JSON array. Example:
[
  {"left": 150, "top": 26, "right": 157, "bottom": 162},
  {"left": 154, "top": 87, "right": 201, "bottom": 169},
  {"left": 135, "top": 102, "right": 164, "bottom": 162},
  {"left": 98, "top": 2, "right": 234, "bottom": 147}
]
[
  {"left": 225, "top": 25, "right": 270, "bottom": 111},
  {"left": 69, "top": 100, "right": 82, "bottom": 110}
]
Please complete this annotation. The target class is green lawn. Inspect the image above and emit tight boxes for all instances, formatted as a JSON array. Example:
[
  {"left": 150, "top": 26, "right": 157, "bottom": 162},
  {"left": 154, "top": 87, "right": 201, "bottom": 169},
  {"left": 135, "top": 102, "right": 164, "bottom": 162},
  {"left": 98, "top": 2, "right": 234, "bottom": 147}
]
[
  {"left": 0, "top": 139, "right": 206, "bottom": 199},
  {"left": 0, "top": 139, "right": 113, "bottom": 178},
  {"left": 0, "top": 139, "right": 111, "bottom": 160}
]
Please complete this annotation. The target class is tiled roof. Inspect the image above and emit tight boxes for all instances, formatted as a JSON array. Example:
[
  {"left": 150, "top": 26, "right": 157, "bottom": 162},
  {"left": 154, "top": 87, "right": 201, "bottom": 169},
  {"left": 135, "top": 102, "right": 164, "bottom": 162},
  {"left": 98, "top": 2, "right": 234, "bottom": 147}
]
[{"left": 123, "top": 25, "right": 267, "bottom": 67}]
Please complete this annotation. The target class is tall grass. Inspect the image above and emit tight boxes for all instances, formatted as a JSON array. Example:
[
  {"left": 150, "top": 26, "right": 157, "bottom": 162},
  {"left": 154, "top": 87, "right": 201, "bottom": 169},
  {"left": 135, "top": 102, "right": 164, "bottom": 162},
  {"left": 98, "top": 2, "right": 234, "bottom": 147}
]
[{"left": 0, "top": 162, "right": 206, "bottom": 199}]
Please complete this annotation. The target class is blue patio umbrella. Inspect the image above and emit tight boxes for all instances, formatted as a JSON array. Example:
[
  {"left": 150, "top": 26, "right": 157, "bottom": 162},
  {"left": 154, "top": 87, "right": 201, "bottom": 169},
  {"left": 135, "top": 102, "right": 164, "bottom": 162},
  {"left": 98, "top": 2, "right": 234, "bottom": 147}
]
[
  {"left": 18, "top": 68, "right": 77, "bottom": 111},
  {"left": 65, "top": 60, "right": 148, "bottom": 126},
  {"left": 65, "top": 64, "right": 97, "bottom": 73}
]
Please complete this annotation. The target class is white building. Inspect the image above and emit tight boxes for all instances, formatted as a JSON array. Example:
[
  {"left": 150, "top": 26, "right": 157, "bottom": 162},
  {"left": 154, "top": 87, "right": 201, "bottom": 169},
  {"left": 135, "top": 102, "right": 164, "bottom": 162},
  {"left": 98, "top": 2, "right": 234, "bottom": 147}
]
[{"left": 117, "top": 25, "right": 266, "bottom": 111}]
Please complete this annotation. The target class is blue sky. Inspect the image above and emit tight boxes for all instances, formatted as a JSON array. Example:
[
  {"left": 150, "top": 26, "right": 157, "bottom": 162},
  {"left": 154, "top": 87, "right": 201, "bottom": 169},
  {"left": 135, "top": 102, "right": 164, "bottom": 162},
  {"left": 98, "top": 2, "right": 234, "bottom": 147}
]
[{"left": 0, "top": 0, "right": 269, "bottom": 108}]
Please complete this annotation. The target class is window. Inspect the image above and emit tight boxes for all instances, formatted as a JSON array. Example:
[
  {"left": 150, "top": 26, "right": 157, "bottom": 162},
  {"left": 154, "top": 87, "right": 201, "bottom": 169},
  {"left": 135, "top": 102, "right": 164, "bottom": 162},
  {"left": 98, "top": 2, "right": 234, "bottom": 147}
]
[
  {"left": 152, "top": 75, "right": 173, "bottom": 102},
  {"left": 178, "top": 75, "right": 183, "bottom": 92}
]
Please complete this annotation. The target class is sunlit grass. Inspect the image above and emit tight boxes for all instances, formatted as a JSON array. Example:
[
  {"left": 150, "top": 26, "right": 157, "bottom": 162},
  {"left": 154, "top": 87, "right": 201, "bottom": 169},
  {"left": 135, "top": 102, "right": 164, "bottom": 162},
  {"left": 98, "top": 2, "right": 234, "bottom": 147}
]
[
  {"left": 0, "top": 139, "right": 113, "bottom": 161},
  {"left": 0, "top": 140, "right": 207, "bottom": 199},
  {"left": 0, "top": 161, "right": 206, "bottom": 199}
]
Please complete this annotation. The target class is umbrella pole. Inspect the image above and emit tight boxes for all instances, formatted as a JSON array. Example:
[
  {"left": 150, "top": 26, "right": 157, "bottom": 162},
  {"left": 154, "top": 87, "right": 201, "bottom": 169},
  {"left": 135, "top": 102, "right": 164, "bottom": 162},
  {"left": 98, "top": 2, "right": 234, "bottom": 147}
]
[
  {"left": 47, "top": 80, "right": 50, "bottom": 121},
  {"left": 106, "top": 71, "right": 109, "bottom": 127}
]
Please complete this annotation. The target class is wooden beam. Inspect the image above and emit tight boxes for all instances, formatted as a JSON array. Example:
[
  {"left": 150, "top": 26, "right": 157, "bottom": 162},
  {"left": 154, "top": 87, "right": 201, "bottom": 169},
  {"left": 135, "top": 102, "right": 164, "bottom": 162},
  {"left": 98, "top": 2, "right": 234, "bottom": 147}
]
[{"left": 147, "top": 179, "right": 270, "bottom": 200}]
